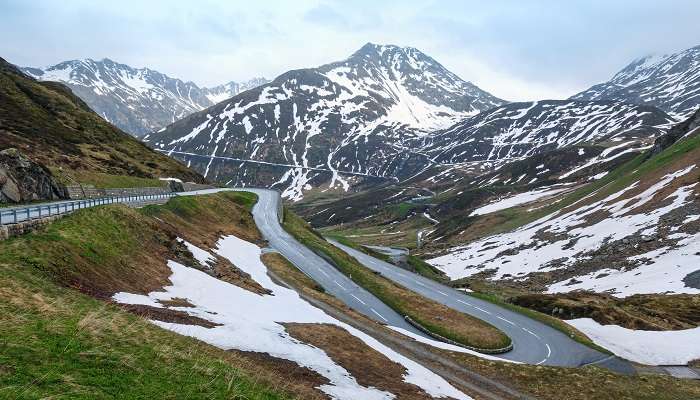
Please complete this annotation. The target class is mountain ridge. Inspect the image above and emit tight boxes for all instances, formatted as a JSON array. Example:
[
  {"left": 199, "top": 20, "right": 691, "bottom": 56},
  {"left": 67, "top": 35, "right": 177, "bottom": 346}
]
[
  {"left": 21, "top": 58, "right": 269, "bottom": 136},
  {"left": 572, "top": 44, "right": 700, "bottom": 119},
  {"left": 145, "top": 43, "right": 506, "bottom": 200}
]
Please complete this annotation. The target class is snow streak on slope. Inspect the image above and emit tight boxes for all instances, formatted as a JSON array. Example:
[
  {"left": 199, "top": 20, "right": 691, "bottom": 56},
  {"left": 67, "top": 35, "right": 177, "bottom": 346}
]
[
  {"left": 566, "top": 318, "right": 700, "bottom": 365},
  {"left": 429, "top": 164, "right": 700, "bottom": 297},
  {"left": 469, "top": 186, "right": 571, "bottom": 216},
  {"left": 146, "top": 43, "right": 505, "bottom": 200},
  {"left": 572, "top": 44, "right": 700, "bottom": 119},
  {"left": 113, "top": 235, "right": 469, "bottom": 400}
]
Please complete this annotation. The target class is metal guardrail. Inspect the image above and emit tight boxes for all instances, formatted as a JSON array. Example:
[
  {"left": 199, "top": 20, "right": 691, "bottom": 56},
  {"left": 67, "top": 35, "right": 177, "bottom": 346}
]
[{"left": 0, "top": 193, "right": 177, "bottom": 225}]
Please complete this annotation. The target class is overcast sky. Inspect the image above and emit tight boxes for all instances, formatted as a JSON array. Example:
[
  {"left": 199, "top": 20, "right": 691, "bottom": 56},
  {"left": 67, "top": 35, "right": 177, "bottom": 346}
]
[{"left": 2, "top": 0, "right": 699, "bottom": 101}]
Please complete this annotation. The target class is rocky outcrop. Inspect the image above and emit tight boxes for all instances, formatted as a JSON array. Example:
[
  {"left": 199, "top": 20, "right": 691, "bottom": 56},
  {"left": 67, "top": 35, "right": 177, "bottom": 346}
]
[
  {"left": 0, "top": 148, "right": 68, "bottom": 203},
  {"left": 648, "top": 108, "right": 700, "bottom": 158}
]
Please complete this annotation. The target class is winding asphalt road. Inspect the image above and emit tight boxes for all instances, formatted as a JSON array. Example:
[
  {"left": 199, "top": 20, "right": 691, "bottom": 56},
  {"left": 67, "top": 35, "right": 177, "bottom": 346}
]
[
  {"left": 232, "top": 188, "right": 428, "bottom": 338},
  {"left": 237, "top": 189, "right": 633, "bottom": 372}
]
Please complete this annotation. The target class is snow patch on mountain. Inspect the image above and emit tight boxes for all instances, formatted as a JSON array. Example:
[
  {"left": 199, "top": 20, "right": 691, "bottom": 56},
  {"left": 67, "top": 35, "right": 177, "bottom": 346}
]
[{"left": 429, "top": 165, "right": 699, "bottom": 297}]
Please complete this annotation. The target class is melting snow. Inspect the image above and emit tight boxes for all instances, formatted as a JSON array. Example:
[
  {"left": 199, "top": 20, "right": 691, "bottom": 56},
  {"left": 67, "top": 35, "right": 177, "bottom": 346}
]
[
  {"left": 565, "top": 318, "right": 700, "bottom": 365},
  {"left": 113, "top": 235, "right": 469, "bottom": 400},
  {"left": 431, "top": 165, "right": 699, "bottom": 297},
  {"left": 469, "top": 186, "right": 570, "bottom": 216}
]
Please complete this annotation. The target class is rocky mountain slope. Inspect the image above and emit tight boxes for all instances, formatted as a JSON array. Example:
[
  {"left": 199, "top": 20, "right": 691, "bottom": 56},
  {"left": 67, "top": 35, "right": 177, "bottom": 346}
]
[
  {"left": 572, "top": 44, "right": 700, "bottom": 119},
  {"left": 295, "top": 100, "right": 674, "bottom": 230},
  {"left": 428, "top": 109, "right": 700, "bottom": 297},
  {"left": 419, "top": 100, "right": 674, "bottom": 164},
  {"left": 0, "top": 56, "right": 204, "bottom": 187},
  {"left": 145, "top": 43, "right": 505, "bottom": 200},
  {"left": 21, "top": 59, "right": 268, "bottom": 136}
]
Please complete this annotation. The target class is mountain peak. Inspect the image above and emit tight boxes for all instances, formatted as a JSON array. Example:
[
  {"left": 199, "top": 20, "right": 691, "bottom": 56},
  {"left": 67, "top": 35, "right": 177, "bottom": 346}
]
[{"left": 572, "top": 43, "right": 700, "bottom": 119}]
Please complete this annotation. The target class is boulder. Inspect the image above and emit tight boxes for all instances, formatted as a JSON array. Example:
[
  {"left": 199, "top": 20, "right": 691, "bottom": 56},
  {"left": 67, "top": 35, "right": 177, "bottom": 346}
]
[{"left": 0, "top": 148, "right": 68, "bottom": 203}]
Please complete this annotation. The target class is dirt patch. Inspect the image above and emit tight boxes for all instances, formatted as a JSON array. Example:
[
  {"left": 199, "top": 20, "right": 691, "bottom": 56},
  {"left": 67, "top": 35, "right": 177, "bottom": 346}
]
[
  {"left": 232, "top": 350, "right": 330, "bottom": 400},
  {"left": 119, "top": 303, "right": 221, "bottom": 328},
  {"left": 511, "top": 291, "right": 700, "bottom": 331},
  {"left": 285, "top": 323, "right": 435, "bottom": 400},
  {"left": 157, "top": 297, "right": 195, "bottom": 308},
  {"left": 211, "top": 254, "right": 271, "bottom": 295}
]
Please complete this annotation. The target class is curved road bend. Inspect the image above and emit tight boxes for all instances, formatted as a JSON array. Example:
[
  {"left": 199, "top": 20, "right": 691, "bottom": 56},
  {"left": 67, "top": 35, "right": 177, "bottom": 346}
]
[
  {"left": 32, "top": 187, "right": 628, "bottom": 371},
  {"left": 225, "top": 188, "right": 429, "bottom": 337},
  {"left": 332, "top": 241, "right": 634, "bottom": 372}
]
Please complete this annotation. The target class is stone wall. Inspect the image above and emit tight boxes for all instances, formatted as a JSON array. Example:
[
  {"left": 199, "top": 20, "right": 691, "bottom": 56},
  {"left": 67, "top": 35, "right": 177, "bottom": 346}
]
[{"left": 0, "top": 215, "right": 64, "bottom": 240}]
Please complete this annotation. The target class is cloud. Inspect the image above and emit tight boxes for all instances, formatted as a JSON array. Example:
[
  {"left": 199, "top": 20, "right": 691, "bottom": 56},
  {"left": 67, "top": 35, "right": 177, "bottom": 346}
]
[{"left": 1, "top": 0, "right": 698, "bottom": 100}]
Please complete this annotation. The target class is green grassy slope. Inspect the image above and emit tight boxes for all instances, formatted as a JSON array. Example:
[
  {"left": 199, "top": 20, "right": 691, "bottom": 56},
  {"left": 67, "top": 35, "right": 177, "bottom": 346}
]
[{"left": 0, "top": 193, "right": 307, "bottom": 399}]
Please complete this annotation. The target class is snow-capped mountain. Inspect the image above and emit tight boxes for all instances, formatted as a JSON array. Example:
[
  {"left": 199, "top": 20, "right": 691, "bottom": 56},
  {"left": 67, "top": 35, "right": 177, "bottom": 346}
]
[
  {"left": 202, "top": 78, "right": 270, "bottom": 104},
  {"left": 146, "top": 43, "right": 505, "bottom": 200},
  {"left": 571, "top": 45, "right": 700, "bottom": 119},
  {"left": 21, "top": 59, "right": 268, "bottom": 136},
  {"left": 420, "top": 100, "right": 674, "bottom": 164}
]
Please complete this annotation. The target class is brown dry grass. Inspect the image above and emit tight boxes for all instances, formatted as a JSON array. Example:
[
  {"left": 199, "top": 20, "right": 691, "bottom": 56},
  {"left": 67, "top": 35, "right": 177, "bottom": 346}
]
[
  {"left": 285, "top": 323, "right": 434, "bottom": 400},
  {"left": 232, "top": 351, "right": 330, "bottom": 400}
]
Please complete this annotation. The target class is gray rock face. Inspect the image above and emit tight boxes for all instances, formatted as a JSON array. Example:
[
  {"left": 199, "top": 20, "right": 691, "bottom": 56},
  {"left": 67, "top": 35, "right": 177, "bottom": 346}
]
[
  {"left": 571, "top": 45, "right": 700, "bottom": 119},
  {"left": 0, "top": 148, "right": 68, "bottom": 203},
  {"left": 21, "top": 59, "right": 269, "bottom": 137}
]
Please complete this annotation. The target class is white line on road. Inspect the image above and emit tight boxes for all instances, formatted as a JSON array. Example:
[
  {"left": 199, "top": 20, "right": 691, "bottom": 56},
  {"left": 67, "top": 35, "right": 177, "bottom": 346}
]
[
  {"left": 371, "top": 308, "right": 388, "bottom": 322},
  {"left": 318, "top": 269, "right": 329, "bottom": 277},
  {"left": 415, "top": 281, "right": 427, "bottom": 287},
  {"left": 350, "top": 294, "right": 366, "bottom": 305},
  {"left": 436, "top": 290, "right": 449, "bottom": 296},
  {"left": 496, "top": 316, "right": 516, "bottom": 326},
  {"left": 522, "top": 327, "right": 540, "bottom": 339},
  {"left": 536, "top": 344, "right": 552, "bottom": 365},
  {"left": 473, "top": 306, "right": 492, "bottom": 315},
  {"left": 334, "top": 280, "right": 346, "bottom": 290},
  {"left": 457, "top": 299, "right": 473, "bottom": 306}
]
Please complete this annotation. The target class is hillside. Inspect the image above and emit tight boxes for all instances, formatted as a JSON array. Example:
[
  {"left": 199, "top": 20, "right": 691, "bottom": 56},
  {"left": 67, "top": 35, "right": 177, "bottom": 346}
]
[
  {"left": 22, "top": 59, "right": 269, "bottom": 136},
  {"left": 0, "top": 57, "right": 204, "bottom": 187},
  {"left": 145, "top": 43, "right": 505, "bottom": 200},
  {"left": 428, "top": 109, "right": 700, "bottom": 297},
  {"left": 572, "top": 44, "right": 700, "bottom": 119},
  {"left": 420, "top": 100, "right": 674, "bottom": 164}
]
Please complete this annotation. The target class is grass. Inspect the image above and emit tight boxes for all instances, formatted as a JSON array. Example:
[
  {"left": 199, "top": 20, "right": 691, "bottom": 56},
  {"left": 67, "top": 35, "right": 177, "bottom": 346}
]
[
  {"left": 0, "top": 265, "right": 292, "bottom": 400},
  {"left": 405, "top": 254, "right": 449, "bottom": 282},
  {"left": 329, "top": 234, "right": 448, "bottom": 282},
  {"left": 0, "top": 192, "right": 307, "bottom": 399},
  {"left": 64, "top": 171, "right": 165, "bottom": 189},
  {"left": 0, "top": 57, "right": 204, "bottom": 186},
  {"left": 282, "top": 209, "right": 512, "bottom": 351}
]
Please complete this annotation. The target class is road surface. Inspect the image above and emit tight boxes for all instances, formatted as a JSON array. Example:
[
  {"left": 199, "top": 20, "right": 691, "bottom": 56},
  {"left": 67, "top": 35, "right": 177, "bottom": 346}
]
[
  {"left": 231, "top": 188, "right": 428, "bottom": 337},
  {"left": 331, "top": 240, "right": 634, "bottom": 371}
]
